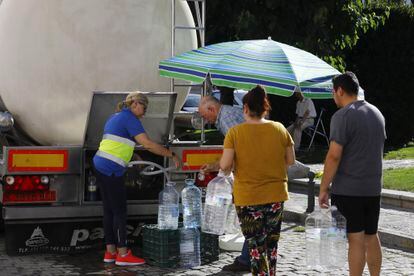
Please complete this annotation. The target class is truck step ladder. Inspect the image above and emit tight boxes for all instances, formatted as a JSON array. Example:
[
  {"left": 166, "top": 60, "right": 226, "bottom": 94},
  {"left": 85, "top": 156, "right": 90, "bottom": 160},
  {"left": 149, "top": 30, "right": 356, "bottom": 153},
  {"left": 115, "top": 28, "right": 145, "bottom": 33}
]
[{"left": 171, "top": 0, "right": 207, "bottom": 142}]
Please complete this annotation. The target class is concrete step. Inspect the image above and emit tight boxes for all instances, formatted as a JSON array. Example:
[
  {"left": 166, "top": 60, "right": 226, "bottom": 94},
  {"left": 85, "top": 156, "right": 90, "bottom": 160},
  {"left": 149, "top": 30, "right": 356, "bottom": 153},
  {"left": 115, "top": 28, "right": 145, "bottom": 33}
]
[
  {"left": 381, "top": 189, "right": 414, "bottom": 209},
  {"left": 288, "top": 178, "right": 414, "bottom": 210}
]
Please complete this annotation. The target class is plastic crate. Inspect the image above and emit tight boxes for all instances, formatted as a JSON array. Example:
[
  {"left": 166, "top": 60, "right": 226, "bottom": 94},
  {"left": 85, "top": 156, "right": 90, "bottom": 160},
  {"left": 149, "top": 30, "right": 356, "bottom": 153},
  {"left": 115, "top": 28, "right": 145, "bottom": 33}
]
[
  {"left": 200, "top": 231, "right": 220, "bottom": 265},
  {"left": 142, "top": 224, "right": 180, "bottom": 268}
]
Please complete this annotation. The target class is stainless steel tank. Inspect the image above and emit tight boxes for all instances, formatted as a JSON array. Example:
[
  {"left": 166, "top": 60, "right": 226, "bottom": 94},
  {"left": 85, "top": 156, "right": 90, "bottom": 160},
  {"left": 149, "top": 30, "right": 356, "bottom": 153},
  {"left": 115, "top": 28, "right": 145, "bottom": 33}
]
[{"left": 0, "top": 0, "right": 197, "bottom": 145}]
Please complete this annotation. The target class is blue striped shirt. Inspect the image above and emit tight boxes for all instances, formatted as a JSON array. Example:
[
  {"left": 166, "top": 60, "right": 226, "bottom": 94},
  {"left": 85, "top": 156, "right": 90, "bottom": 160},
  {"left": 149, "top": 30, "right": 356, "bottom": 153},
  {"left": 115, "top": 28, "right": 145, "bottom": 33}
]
[{"left": 215, "top": 105, "right": 244, "bottom": 135}]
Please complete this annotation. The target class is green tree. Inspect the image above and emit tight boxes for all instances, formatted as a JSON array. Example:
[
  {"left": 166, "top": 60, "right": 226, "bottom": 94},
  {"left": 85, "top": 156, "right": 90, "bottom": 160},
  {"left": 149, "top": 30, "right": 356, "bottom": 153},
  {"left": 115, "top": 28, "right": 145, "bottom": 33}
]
[
  {"left": 346, "top": 3, "right": 414, "bottom": 147},
  {"left": 205, "top": 0, "right": 401, "bottom": 146},
  {"left": 206, "top": 0, "right": 389, "bottom": 71}
]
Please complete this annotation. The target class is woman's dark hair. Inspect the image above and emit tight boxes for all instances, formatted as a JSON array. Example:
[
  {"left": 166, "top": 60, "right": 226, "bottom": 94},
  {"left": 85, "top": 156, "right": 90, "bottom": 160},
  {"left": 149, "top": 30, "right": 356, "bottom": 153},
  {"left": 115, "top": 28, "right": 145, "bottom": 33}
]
[{"left": 242, "top": 85, "right": 271, "bottom": 118}]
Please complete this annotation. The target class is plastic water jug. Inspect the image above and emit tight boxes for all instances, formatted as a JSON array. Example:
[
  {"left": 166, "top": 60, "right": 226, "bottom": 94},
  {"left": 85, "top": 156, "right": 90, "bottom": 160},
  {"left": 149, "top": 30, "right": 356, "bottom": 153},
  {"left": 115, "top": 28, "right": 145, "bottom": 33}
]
[
  {"left": 181, "top": 179, "right": 202, "bottom": 229},
  {"left": 202, "top": 170, "right": 233, "bottom": 235},
  {"left": 158, "top": 182, "right": 179, "bottom": 230},
  {"left": 224, "top": 204, "right": 241, "bottom": 234},
  {"left": 222, "top": 174, "right": 239, "bottom": 234},
  {"left": 179, "top": 227, "right": 201, "bottom": 268},
  {"left": 305, "top": 206, "right": 348, "bottom": 268},
  {"left": 327, "top": 205, "right": 347, "bottom": 268},
  {"left": 305, "top": 206, "right": 332, "bottom": 268}
]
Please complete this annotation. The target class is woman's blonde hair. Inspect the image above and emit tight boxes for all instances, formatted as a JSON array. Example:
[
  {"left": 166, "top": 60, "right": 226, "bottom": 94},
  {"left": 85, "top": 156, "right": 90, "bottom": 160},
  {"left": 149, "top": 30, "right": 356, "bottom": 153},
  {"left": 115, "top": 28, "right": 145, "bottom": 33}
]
[{"left": 116, "top": 91, "right": 149, "bottom": 112}]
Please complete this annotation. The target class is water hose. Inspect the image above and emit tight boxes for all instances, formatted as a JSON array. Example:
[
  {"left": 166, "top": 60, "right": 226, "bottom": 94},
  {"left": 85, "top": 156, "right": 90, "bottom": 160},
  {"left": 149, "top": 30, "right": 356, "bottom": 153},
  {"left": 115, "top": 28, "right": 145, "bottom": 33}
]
[{"left": 128, "top": 160, "right": 175, "bottom": 183}]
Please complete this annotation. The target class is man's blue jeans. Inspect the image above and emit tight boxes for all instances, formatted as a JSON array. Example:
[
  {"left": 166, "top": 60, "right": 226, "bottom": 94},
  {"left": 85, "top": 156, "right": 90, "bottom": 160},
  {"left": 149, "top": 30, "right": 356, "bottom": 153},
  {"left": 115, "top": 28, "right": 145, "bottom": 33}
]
[{"left": 237, "top": 240, "right": 250, "bottom": 265}]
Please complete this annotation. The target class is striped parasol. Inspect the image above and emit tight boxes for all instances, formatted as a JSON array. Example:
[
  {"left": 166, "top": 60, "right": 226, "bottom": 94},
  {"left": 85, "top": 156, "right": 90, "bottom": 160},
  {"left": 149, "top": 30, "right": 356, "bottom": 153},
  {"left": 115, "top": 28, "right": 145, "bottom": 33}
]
[
  {"left": 303, "top": 79, "right": 366, "bottom": 100},
  {"left": 159, "top": 38, "right": 340, "bottom": 99}
]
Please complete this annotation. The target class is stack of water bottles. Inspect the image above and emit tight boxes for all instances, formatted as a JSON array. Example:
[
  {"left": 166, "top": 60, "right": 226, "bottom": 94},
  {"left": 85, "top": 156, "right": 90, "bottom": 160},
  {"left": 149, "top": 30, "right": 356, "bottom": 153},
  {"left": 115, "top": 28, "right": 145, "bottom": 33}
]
[
  {"left": 139, "top": 181, "right": 182, "bottom": 267},
  {"left": 305, "top": 205, "right": 347, "bottom": 269},
  {"left": 179, "top": 178, "right": 202, "bottom": 268},
  {"left": 154, "top": 170, "right": 237, "bottom": 268},
  {"left": 157, "top": 179, "right": 202, "bottom": 268}
]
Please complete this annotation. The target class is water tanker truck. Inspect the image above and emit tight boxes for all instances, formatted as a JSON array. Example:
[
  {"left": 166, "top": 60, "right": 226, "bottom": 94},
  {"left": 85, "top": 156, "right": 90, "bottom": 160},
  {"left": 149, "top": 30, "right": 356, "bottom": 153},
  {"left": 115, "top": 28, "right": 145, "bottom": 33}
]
[{"left": 0, "top": 0, "right": 222, "bottom": 255}]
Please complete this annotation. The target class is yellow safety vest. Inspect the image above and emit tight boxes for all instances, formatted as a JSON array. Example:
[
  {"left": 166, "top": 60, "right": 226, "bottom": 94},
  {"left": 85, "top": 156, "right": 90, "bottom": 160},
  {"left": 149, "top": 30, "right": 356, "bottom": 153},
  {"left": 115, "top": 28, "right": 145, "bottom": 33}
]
[{"left": 96, "top": 134, "right": 135, "bottom": 167}]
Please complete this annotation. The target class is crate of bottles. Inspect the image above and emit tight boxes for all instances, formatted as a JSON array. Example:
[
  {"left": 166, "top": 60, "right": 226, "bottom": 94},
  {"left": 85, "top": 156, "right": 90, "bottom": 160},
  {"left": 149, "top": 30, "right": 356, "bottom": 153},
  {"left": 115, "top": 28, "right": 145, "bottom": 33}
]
[
  {"left": 200, "top": 231, "right": 220, "bottom": 264},
  {"left": 142, "top": 224, "right": 180, "bottom": 268}
]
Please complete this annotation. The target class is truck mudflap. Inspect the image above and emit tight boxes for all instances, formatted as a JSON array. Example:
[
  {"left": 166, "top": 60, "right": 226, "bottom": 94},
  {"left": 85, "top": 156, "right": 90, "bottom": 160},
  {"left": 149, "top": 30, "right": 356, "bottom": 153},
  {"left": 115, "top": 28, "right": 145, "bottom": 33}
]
[
  {"left": 3, "top": 204, "right": 158, "bottom": 255},
  {"left": 4, "top": 216, "right": 157, "bottom": 255}
]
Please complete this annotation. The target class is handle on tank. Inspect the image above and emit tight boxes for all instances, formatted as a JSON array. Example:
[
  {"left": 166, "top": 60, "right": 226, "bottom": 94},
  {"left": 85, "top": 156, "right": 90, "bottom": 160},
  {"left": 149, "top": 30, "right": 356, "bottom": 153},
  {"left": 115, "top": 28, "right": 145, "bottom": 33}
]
[{"left": 128, "top": 160, "right": 175, "bottom": 183}]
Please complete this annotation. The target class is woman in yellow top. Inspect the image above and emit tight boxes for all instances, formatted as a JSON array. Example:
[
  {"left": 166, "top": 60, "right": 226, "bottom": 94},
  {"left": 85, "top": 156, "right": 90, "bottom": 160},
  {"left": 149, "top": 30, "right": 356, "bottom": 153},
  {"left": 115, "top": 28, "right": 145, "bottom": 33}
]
[{"left": 220, "top": 85, "right": 295, "bottom": 276}]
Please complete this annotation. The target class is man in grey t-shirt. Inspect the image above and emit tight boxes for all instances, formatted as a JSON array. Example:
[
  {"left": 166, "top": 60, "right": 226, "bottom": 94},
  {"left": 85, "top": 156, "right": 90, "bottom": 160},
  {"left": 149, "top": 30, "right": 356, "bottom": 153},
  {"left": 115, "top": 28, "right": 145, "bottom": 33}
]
[{"left": 319, "top": 72, "right": 386, "bottom": 276}]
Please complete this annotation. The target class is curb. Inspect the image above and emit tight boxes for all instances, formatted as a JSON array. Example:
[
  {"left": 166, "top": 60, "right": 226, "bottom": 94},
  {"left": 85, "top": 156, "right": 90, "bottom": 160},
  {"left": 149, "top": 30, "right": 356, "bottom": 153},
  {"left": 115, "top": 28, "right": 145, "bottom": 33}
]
[
  {"left": 283, "top": 209, "right": 307, "bottom": 225},
  {"left": 381, "top": 189, "right": 414, "bottom": 209},
  {"left": 288, "top": 179, "right": 414, "bottom": 210},
  {"left": 377, "top": 229, "right": 414, "bottom": 253}
]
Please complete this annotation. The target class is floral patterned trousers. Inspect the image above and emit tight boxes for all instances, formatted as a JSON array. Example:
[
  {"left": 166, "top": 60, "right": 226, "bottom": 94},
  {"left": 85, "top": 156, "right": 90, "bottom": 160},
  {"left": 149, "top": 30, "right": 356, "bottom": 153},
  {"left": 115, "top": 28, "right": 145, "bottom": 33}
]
[{"left": 236, "top": 202, "right": 284, "bottom": 276}]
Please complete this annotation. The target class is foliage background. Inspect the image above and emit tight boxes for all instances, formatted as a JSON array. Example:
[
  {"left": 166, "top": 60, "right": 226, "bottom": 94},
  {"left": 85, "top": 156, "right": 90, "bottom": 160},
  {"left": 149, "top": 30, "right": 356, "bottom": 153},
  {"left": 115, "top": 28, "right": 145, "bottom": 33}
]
[
  {"left": 203, "top": 0, "right": 413, "bottom": 147},
  {"left": 346, "top": 5, "right": 414, "bottom": 147}
]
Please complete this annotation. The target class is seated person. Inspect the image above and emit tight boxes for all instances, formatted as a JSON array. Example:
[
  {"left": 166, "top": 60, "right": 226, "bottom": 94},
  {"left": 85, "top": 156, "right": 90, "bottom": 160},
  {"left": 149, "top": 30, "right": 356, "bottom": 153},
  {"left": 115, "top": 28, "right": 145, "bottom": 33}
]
[{"left": 287, "top": 92, "right": 316, "bottom": 151}]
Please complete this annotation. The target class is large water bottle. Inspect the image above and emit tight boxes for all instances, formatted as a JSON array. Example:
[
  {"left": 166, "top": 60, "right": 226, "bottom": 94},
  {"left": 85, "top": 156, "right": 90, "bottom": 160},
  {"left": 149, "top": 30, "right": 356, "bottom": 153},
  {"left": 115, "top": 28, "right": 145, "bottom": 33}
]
[
  {"left": 202, "top": 170, "right": 233, "bottom": 235},
  {"left": 158, "top": 182, "right": 179, "bottom": 230},
  {"left": 224, "top": 204, "right": 241, "bottom": 234},
  {"left": 179, "top": 227, "right": 201, "bottom": 268},
  {"left": 181, "top": 178, "right": 202, "bottom": 229},
  {"left": 305, "top": 206, "right": 332, "bottom": 268},
  {"left": 223, "top": 175, "right": 239, "bottom": 234},
  {"left": 327, "top": 205, "right": 348, "bottom": 268}
]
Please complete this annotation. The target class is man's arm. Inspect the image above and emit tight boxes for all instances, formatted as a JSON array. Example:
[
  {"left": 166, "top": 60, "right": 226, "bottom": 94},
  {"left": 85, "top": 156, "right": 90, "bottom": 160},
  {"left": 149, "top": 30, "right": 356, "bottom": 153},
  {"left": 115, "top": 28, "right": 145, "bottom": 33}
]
[
  {"left": 319, "top": 141, "right": 343, "bottom": 208},
  {"left": 302, "top": 109, "right": 310, "bottom": 121},
  {"left": 302, "top": 99, "right": 314, "bottom": 121}
]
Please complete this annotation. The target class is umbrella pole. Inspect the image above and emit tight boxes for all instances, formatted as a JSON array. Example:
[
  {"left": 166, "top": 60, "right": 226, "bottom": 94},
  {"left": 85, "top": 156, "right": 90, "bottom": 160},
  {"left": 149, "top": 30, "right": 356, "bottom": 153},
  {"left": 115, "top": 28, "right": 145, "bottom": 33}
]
[{"left": 200, "top": 79, "right": 208, "bottom": 143}]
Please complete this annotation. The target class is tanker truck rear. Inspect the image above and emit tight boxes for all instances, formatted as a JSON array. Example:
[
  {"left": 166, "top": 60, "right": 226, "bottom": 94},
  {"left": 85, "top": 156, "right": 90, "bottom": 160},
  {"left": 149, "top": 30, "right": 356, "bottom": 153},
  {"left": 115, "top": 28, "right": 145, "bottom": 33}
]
[{"left": 0, "top": 0, "right": 222, "bottom": 255}]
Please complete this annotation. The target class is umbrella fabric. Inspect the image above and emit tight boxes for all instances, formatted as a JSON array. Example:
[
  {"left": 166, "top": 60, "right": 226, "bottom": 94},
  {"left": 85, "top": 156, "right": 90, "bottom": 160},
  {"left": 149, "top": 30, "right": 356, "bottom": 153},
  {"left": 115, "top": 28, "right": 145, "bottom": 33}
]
[
  {"left": 303, "top": 79, "right": 365, "bottom": 100},
  {"left": 159, "top": 39, "right": 340, "bottom": 99},
  {"left": 301, "top": 79, "right": 334, "bottom": 99}
]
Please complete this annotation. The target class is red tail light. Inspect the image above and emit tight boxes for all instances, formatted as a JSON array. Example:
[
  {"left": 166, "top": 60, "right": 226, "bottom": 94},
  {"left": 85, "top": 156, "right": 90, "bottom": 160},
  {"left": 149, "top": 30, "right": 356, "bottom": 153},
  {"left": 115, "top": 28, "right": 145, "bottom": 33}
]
[
  {"left": 2, "top": 175, "right": 55, "bottom": 203},
  {"left": 3, "top": 191, "right": 56, "bottom": 203},
  {"left": 195, "top": 171, "right": 217, "bottom": 187},
  {"left": 4, "top": 175, "right": 47, "bottom": 191},
  {"left": 15, "top": 176, "right": 24, "bottom": 185}
]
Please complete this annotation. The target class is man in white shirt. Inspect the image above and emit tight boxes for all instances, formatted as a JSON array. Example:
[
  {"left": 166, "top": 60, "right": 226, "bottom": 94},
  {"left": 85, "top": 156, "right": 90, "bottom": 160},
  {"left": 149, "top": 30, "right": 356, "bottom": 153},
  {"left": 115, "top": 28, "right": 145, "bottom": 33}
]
[{"left": 287, "top": 92, "right": 317, "bottom": 150}]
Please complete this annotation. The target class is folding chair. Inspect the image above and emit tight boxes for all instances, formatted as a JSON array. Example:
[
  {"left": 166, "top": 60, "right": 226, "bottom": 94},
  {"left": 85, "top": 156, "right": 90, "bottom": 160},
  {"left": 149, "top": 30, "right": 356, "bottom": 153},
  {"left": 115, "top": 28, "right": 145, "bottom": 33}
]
[{"left": 304, "top": 108, "right": 329, "bottom": 151}]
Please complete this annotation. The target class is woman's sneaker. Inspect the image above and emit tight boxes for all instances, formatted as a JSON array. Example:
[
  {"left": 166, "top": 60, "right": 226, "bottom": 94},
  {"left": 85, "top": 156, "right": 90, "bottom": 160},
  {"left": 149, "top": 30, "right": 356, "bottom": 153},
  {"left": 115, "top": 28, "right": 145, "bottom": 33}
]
[
  {"left": 103, "top": 251, "right": 117, "bottom": 263},
  {"left": 115, "top": 250, "right": 145, "bottom": 266}
]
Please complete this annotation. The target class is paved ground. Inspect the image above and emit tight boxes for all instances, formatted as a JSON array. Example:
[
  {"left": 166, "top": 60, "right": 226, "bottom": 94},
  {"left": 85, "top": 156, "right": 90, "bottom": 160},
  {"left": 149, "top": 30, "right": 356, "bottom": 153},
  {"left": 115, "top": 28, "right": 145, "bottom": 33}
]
[
  {"left": 0, "top": 220, "right": 413, "bottom": 275},
  {"left": 0, "top": 159, "right": 412, "bottom": 275}
]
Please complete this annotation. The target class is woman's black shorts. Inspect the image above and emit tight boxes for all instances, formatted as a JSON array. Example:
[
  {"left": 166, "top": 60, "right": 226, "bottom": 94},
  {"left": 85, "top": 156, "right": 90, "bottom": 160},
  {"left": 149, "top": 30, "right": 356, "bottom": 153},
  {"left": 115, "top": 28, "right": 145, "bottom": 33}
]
[{"left": 331, "top": 194, "right": 381, "bottom": 235}]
